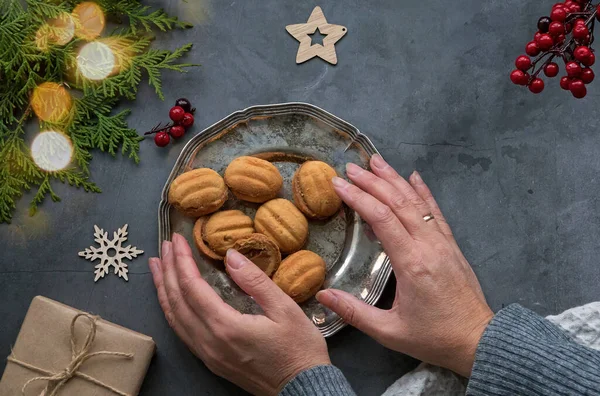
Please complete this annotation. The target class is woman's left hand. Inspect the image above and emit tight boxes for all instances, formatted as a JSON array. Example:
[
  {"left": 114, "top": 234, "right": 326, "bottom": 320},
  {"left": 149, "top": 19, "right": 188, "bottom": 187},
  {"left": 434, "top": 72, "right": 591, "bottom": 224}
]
[{"left": 148, "top": 234, "right": 331, "bottom": 395}]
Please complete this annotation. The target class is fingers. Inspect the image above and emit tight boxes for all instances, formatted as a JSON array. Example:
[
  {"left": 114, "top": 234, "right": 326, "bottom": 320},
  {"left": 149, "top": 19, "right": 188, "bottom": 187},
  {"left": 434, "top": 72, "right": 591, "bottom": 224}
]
[
  {"left": 346, "top": 162, "right": 437, "bottom": 237},
  {"left": 331, "top": 177, "right": 415, "bottom": 255},
  {"left": 161, "top": 240, "right": 207, "bottom": 332},
  {"left": 316, "top": 289, "right": 390, "bottom": 341},
  {"left": 225, "top": 249, "right": 302, "bottom": 320},
  {"left": 148, "top": 256, "right": 194, "bottom": 346},
  {"left": 171, "top": 234, "right": 239, "bottom": 319},
  {"left": 408, "top": 171, "right": 455, "bottom": 241},
  {"left": 369, "top": 155, "right": 438, "bottom": 230}
]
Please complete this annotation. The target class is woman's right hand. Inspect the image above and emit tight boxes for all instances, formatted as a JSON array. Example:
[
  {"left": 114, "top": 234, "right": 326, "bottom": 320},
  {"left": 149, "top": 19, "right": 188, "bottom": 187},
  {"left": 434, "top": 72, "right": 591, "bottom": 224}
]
[{"left": 317, "top": 155, "right": 494, "bottom": 377}]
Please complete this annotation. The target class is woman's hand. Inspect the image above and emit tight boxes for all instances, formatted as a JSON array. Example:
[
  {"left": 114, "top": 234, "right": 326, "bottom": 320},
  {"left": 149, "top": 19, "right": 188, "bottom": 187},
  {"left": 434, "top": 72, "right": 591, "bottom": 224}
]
[
  {"left": 148, "top": 235, "right": 330, "bottom": 395},
  {"left": 316, "top": 154, "right": 493, "bottom": 377}
]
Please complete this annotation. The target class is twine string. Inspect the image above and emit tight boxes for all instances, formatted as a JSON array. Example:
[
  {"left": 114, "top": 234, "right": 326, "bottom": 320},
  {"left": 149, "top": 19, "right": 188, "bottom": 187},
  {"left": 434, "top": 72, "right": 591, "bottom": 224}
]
[{"left": 7, "top": 313, "right": 134, "bottom": 396}]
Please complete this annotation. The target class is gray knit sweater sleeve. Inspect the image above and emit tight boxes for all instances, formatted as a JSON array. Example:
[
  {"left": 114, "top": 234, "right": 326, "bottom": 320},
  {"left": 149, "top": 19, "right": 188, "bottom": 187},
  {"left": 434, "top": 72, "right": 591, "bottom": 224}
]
[
  {"left": 281, "top": 304, "right": 600, "bottom": 396},
  {"left": 279, "top": 365, "right": 356, "bottom": 396},
  {"left": 467, "top": 304, "right": 600, "bottom": 395}
]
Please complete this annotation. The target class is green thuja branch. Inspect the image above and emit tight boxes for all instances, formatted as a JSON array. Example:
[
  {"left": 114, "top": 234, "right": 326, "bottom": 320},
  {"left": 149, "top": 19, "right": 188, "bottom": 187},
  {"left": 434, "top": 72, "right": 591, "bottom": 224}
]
[
  {"left": 0, "top": 0, "right": 198, "bottom": 223},
  {"left": 29, "top": 175, "right": 60, "bottom": 216},
  {"left": 99, "top": 0, "right": 192, "bottom": 33}
]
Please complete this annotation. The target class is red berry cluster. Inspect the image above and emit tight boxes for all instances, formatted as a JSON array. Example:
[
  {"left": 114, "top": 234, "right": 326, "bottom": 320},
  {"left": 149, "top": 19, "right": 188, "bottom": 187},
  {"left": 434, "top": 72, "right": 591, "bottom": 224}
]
[
  {"left": 510, "top": 1, "right": 598, "bottom": 98},
  {"left": 145, "top": 98, "right": 196, "bottom": 147}
]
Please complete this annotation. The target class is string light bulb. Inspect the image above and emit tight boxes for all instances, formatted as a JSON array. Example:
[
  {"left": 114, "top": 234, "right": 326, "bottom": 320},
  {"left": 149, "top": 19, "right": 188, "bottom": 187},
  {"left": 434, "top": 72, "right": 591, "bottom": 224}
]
[
  {"left": 72, "top": 2, "right": 105, "bottom": 40},
  {"left": 31, "top": 131, "right": 73, "bottom": 172},
  {"left": 77, "top": 41, "right": 116, "bottom": 80},
  {"left": 30, "top": 82, "right": 72, "bottom": 123}
]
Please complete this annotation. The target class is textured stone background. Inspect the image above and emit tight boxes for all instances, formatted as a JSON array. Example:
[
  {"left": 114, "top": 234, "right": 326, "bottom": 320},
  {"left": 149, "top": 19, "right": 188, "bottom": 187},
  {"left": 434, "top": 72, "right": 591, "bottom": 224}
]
[{"left": 2, "top": 1, "right": 600, "bottom": 395}]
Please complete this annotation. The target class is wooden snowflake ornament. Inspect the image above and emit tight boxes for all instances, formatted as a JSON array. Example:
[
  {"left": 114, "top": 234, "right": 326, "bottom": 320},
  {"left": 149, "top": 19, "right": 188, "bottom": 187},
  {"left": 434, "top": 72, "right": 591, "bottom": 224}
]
[{"left": 78, "top": 224, "right": 143, "bottom": 282}]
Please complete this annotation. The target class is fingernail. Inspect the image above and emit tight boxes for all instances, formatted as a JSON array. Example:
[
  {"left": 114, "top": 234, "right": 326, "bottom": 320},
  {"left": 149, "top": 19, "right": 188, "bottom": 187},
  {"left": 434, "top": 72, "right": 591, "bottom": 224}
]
[
  {"left": 331, "top": 176, "right": 347, "bottom": 188},
  {"left": 226, "top": 249, "right": 246, "bottom": 269},
  {"left": 162, "top": 240, "right": 171, "bottom": 257},
  {"left": 411, "top": 171, "right": 423, "bottom": 183},
  {"left": 148, "top": 258, "right": 159, "bottom": 273},
  {"left": 346, "top": 163, "right": 363, "bottom": 176},
  {"left": 316, "top": 290, "right": 337, "bottom": 306},
  {"left": 371, "top": 154, "right": 387, "bottom": 169}
]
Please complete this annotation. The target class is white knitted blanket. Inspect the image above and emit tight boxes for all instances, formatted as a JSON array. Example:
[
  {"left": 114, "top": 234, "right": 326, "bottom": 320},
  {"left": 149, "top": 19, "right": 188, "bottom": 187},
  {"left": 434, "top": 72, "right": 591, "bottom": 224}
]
[{"left": 382, "top": 302, "right": 600, "bottom": 396}]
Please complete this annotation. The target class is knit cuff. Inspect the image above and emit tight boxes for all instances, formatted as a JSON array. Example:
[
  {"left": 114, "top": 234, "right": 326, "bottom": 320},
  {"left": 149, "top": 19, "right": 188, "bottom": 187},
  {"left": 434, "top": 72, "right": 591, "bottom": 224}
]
[
  {"left": 279, "top": 365, "right": 356, "bottom": 396},
  {"left": 467, "top": 304, "right": 600, "bottom": 395}
]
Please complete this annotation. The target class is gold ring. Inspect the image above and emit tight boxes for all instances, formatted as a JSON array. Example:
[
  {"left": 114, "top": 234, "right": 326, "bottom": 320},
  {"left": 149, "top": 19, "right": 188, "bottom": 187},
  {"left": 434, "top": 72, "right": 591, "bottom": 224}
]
[{"left": 423, "top": 214, "right": 435, "bottom": 222}]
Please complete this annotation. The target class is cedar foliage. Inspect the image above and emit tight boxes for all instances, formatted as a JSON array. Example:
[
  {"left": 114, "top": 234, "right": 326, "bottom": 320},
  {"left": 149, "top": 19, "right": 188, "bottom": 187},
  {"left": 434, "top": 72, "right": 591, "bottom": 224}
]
[{"left": 0, "top": 0, "right": 196, "bottom": 223}]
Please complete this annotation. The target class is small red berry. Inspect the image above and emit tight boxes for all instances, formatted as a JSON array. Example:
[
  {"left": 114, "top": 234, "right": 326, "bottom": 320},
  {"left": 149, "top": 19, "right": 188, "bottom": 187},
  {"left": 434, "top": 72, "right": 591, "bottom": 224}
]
[
  {"left": 526, "top": 41, "right": 540, "bottom": 56},
  {"left": 573, "top": 24, "right": 589, "bottom": 40},
  {"left": 564, "top": 0, "right": 575, "bottom": 7},
  {"left": 560, "top": 76, "right": 572, "bottom": 90},
  {"left": 154, "top": 131, "right": 170, "bottom": 147},
  {"left": 534, "top": 31, "right": 543, "bottom": 43},
  {"left": 544, "top": 62, "right": 559, "bottom": 77},
  {"left": 515, "top": 55, "right": 532, "bottom": 71},
  {"left": 575, "top": 18, "right": 587, "bottom": 26},
  {"left": 569, "top": 79, "right": 587, "bottom": 98},
  {"left": 529, "top": 78, "right": 545, "bottom": 94},
  {"left": 537, "top": 34, "right": 554, "bottom": 50},
  {"left": 581, "top": 68, "right": 595, "bottom": 84},
  {"left": 557, "top": 34, "right": 566, "bottom": 44},
  {"left": 549, "top": 21, "right": 564, "bottom": 35},
  {"left": 566, "top": 61, "right": 582, "bottom": 77},
  {"left": 569, "top": 4, "right": 581, "bottom": 12},
  {"left": 170, "top": 125, "right": 186, "bottom": 138},
  {"left": 550, "top": 7, "right": 567, "bottom": 22},
  {"left": 574, "top": 46, "right": 592, "bottom": 62},
  {"left": 582, "top": 52, "right": 596, "bottom": 66},
  {"left": 181, "top": 113, "right": 194, "bottom": 128},
  {"left": 169, "top": 106, "right": 185, "bottom": 122},
  {"left": 510, "top": 70, "right": 529, "bottom": 85},
  {"left": 597, "top": 4, "right": 600, "bottom": 20}
]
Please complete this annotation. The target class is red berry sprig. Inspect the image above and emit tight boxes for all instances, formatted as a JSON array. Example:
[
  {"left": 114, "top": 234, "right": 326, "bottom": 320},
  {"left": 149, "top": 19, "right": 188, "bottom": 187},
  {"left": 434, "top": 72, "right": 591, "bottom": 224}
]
[
  {"left": 144, "top": 98, "right": 196, "bottom": 147},
  {"left": 510, "top": 0, "right": 598, "bottom": 99}
]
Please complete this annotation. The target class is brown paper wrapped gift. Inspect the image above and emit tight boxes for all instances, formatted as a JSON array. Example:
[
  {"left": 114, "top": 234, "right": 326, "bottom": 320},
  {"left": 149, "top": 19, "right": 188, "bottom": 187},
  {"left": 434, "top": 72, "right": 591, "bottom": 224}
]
[{"left": 0, "top": 296, "right": 155, "bottom": 396}]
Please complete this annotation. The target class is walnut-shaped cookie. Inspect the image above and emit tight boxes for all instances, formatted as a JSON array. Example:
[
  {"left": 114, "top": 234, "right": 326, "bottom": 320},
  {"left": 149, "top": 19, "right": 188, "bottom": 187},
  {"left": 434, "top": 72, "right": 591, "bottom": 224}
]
[
  {"left": 292, "top": 161, "right": 342, "bottom": 219},
  {"left": 168, "top": 168, "right": 228, "bottom": 217},
  {"left": 193, "top": 210, "right": 254, "bottom": 260},
  {"left": 273, "top": 250, "right": 326, "bottom": 303},
  {"left": 227, "top": 233, "right": 281, "bottom": 277},
  {"left": 224, "top": 156, "right": 283, "bottom": 203},
  {"left": 254, "top": 199, "right": 308, "bottom": 254}
]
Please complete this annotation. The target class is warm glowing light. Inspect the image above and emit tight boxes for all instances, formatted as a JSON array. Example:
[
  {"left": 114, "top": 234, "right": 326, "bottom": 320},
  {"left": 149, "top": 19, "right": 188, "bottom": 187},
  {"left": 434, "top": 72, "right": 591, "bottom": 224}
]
[
  {"left": 72, "top": 2, "right": 105, "bottom": 40},
  {"left": 50, "top": 12, "right": 75, "bottom": 45},
  {"left": 31, "top": 131, "right": 73, "bottom": 171},
  {"left": 35, "top": 25, "right": 52, "bottom": 51},
  {"left": 77, "top": 42, "right": 115, "bottom": 80},
  {"left": 35, "top": 13, "right": 75, "bottom": 50},
  {"left": 30, "top": 82, "right": 72, "bottom": 122},
  {"left": 98, "top": 37, "right": 136, "bottom": 74}
]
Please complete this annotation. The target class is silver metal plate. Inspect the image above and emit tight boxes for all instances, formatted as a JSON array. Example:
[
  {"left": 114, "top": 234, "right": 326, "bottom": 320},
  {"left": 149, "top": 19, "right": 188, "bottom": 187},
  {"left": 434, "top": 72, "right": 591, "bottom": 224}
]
[{"left": 158, "top": 103, "right": 391, "bottom": 337}]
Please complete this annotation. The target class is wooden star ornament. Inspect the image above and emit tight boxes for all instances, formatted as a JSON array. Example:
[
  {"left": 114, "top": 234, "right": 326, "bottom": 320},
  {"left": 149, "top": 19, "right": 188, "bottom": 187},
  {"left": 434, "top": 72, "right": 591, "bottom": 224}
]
[{"left": 286, "top": 6, "right": 347, "bottom": 65}]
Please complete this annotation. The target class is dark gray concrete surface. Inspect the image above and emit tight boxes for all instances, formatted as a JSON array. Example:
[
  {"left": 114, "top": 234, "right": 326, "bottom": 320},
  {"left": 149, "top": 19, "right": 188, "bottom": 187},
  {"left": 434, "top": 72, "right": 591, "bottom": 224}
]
[{"left": 2, "top": 1, "right": 600, "bottom": 394}]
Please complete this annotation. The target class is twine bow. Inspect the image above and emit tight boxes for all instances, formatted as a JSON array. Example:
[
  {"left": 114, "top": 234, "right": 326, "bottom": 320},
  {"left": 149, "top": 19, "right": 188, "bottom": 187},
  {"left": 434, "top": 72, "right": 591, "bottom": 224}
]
[{"left": 7, "top": 313, "right": 134, "bottom": 396}]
